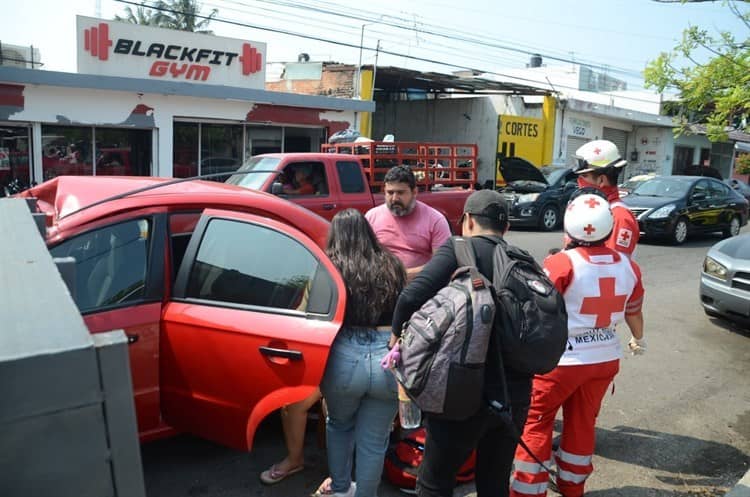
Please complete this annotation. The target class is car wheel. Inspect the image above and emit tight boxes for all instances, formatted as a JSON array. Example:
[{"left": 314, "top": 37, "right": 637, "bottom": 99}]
[
  {"left": 672, "top": 217, "right": 688, "bottom": 245},
  {"left": 538, "top": 205, "right": 559, "bottom": 231},
  {"left": 723, "top": 215, "right": 741, "bottom": 238}
]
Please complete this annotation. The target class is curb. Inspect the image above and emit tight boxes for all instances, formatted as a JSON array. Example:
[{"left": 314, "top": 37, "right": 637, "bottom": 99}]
[{"left": 726, "top": 468, "right": 750, "bottom": 497}]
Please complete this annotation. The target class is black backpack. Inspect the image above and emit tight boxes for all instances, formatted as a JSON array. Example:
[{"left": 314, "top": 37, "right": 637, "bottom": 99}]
[{"left": 478, "top": 235, "right": 568, "bottom": 375}]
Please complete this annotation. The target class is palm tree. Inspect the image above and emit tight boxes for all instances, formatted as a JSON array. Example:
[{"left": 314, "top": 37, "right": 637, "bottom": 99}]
[
  {"left": 114, "top": 4, "right": 163, "bottom": 26},
  {"left": 114, "top": 0, "right": 218, "bottom": 34}
]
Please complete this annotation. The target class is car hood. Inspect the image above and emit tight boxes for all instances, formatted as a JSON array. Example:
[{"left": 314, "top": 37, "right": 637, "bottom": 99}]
[
  {"left": 499, "top": 157, "right": 547, "bottom": 185},
  {"left": 621, "top": 194, "right": 678, "bottom": 209},
  {"left": 713, "top": 233, "right": 750, "bottom": 260}
]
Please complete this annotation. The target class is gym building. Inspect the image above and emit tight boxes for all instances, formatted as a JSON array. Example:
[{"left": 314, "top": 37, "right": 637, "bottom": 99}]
[{"left": 0, "top": 16, "right": 372, "bottom": 192}]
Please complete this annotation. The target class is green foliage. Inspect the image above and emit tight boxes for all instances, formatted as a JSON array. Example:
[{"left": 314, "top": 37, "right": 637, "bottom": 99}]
[
  {"left": 114, "top": 0, "right": 218, "bottom": 34},
  {"left": 644, "top": 1, "right": 750, "bottom": 142},
  {"left": 736, "top": 153, "right": 750, "bottom": 175}
]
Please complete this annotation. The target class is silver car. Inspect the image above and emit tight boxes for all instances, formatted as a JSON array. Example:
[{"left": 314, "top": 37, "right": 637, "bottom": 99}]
[{"left": 700, "top": 233, "right": 750, "bottom": 325}]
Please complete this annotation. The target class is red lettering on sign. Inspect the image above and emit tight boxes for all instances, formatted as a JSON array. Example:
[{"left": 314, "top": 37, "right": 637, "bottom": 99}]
[{"left": 149, "top": 61, "right": 211, "bottom": 81}]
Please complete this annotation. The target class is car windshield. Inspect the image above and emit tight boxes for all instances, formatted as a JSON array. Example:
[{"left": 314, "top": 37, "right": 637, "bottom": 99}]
[
  {"left": 631, "top": 178, "right": 689, "bottom": 198},
  {"left": 225, "top": 157, "right": 282, "bottom": 190},
  {"left": 541, "top": 167, "right": 569, "bottom": 185}
]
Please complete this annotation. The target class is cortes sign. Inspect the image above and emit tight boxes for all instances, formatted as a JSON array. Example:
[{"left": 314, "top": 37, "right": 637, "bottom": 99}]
[{"left": 76, "top": 16, "right": 265, "bottom": 88}]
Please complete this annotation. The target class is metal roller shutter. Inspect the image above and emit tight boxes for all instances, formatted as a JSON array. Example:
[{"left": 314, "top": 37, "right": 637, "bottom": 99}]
[
  {"left": 567, "top": 136, "right": 589, "bottom": 164},
  {"left": 603, "top": 127, "right": 628, "bottom": 159}
]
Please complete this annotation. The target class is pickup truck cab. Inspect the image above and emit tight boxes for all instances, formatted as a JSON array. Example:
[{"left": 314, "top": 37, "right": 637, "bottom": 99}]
[{"left": 226, "top": 142, "right": 479, "bottom": 231}]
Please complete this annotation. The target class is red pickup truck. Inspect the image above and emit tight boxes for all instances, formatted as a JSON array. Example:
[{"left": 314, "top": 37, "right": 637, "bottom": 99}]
[{"left": 226, "top": 141, "right": 479, "bottom": 231}]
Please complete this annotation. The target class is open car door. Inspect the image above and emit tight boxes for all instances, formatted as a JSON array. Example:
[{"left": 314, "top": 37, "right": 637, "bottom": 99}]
[{"left": 160, "top": 209, "right": 345, "bottom": 450}]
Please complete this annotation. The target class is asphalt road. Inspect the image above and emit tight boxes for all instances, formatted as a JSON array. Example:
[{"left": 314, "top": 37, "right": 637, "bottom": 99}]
[{"left": 141, "top": 227, "right": 750, "bottom": 497}]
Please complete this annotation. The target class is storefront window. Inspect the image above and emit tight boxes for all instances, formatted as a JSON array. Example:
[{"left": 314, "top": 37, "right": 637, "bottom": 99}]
[
  {"left": 42, "top": 126, "right": 93, "bottom": 180},
  {"left": 0, "top": 126, "right": 31, "bottom": 192},
  {"left": 246, "top": 125, "right": 282, "bottom": 156},
  {"left": 201, "top": 123, "right": 242, "bottom": 179},
  {"left": 96, "top": 128, "right": 152, "bottom": 176},
  {"left": 174, "top": 122, "right": 199, "bottom": 178}
]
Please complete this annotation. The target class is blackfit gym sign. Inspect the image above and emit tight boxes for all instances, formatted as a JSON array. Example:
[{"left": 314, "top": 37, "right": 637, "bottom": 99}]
[{"left": 76, "top": 16, "right": 266, "bottom": 88}]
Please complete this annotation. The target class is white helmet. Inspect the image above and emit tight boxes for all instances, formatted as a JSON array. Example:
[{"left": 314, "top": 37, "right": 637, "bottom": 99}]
[
  {"left": 574, "top": 140, "right": 626, "bottom": 174},
  {"left": 564, "top": 193, "right": 614, "bottom": 245}
]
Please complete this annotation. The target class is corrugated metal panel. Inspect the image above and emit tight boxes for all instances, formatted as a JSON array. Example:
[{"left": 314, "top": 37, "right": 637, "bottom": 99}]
[
  {"left": 567, "top": 136, "right": 589, "bottom": 165},
  {"left": 603, "top": 127, "right": 628, "bottom": 158}
]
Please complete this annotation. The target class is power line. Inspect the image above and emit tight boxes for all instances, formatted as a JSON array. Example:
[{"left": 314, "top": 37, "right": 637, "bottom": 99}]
[{"left": 111, "top": 0, "right": 664, "bottom": 102}]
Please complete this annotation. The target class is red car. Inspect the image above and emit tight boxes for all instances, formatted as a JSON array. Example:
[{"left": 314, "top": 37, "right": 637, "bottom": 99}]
[{"left": 22, "top": 176, "right": 346, "bottom": 450}]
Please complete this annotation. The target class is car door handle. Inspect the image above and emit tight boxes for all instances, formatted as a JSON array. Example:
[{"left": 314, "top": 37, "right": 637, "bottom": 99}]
[
  {"left": 127, "top": 333, "right": 139, "bottom": 345},
  {"left": 322, "top": 203, "right": 337, "bottom": 211},
  {"left": 259, "top": 346, "right": 303, "bottom": 361}
]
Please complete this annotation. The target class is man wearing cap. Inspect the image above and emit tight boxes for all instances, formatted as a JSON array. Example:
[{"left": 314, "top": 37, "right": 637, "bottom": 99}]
[
  {"left": 387, "top": 189, "right": 533, "bottom": 497},
  {"left": 572, "top": 140, "right": 639, "bottom": 256}
]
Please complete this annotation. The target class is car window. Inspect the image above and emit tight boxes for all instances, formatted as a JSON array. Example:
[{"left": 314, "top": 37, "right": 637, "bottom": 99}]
[
  {"left": 50, "top": 219, "right": 151, "bottom": 313},
  {"left": 280, "top": 161, "right": 328, "bottom": 196},
  {"left": 632, "top": 178, "right": 689, "bottom": 198},
  {"left": 186, "top": 218, "right": 320, "bottom": 311},
  {"left": 337, "top": 161, "right": 366, "bottom": 193},
  {"left": 692, "top": 180, "right": 710, "bottom": 199},
  {"left": 708, "top": 180, "right": 731, "bottom": 199}
]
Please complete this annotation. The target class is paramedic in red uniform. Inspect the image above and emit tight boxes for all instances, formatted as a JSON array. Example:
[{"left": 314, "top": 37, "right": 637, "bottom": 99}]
[
  {"left": 510, "top": 193, "right": 646, "bottom": 497},
  {"left": 572, "top": 140, "right": 639, "bottom": 256}
]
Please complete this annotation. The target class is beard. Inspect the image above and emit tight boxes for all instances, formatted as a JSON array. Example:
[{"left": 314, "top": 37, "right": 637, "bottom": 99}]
[{"left": 387, "top": 197, "right": 417, "bottom": 217}]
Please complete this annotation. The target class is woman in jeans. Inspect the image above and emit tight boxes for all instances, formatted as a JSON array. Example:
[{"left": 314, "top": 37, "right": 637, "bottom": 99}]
[{"left": 314, "top": 209, "right": 406, "bottom": 497}]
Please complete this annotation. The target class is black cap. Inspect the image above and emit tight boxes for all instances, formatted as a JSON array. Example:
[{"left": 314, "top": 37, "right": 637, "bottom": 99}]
[{"left": 462, "top": 189, "right": 507, "bottom": 224}]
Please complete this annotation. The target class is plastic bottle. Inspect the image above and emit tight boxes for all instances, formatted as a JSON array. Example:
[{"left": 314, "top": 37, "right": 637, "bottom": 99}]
[{"left": 398, "top": 386, "right": 421, "bottom": 429}]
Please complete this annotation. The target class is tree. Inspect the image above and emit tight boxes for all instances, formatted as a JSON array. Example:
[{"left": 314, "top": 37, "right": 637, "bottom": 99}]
[
  {"left": 644, "top": 0, "right": 750, "bottom": 141},
  {"left": 114, "top": 4, "right": 163, "bottom": 26},
  {"left": 114, "top": 0, "right": 218, "bottom": 34}
]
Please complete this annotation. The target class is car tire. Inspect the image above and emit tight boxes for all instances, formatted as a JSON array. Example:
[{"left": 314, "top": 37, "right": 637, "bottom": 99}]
[
  {"left": 538, "top": 205, "right": 559, "bottom": 231},
  {"left": 671, "top": 217, "right": 689, "bottom": 245},
  {"left": 722, "top": 215, "right": 741, "bottom": 238}
]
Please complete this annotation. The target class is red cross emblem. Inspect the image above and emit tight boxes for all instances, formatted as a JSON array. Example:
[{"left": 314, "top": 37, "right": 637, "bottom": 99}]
[
  {"left": 579, "top": 277, "right": 628, "bottom": 327},
  {"left": 583, "top": 224, "right": 596, "bottom": 235},
  {"left": 620, "top": 230, "right": 630, "bottom": 242},
  {"left": 584, "top": 197, "right": 601, "bottom": 208},
  {"left": 593, "top": 147, "right": 602, "bottom": 155}
]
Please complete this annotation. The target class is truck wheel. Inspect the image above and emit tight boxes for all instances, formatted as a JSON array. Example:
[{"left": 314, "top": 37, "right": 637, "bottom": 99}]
[{"left": 538, "top": 205, "right": 559, "bottom": 231}]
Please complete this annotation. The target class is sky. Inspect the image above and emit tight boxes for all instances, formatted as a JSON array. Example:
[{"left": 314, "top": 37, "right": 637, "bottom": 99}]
[{"left": 2, "top": 0, "right": 748, "bottom": 92}]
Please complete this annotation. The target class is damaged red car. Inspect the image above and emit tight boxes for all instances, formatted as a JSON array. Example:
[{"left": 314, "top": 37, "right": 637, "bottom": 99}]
[{"left": 22, "top": 176, "right": 345, "bottom": 450}]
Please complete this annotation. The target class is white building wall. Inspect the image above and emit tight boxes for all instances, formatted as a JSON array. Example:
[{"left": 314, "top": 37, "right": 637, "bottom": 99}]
[{"left": 6, "top": 84, "right": 355, "bottom": 179}]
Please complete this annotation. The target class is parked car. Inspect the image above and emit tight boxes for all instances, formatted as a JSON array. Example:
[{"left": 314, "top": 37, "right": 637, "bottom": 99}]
[
  {"left": 725, "top": 179, "right": 750, "bottom": 202},
  {"left": 619, "top": 173, "right": 657, "bottom": 197},
  {"left": 621, "top": 175, "right": 749, "bottom": 244},
  {"left": 20, "top": 176, "right": 346, "bottom": 450},
  {"left": 700, "top": 233, "right": 750, "bottom": 326},
  {"left": 496, "top": 157, "right": 577, "bottom": 230}
]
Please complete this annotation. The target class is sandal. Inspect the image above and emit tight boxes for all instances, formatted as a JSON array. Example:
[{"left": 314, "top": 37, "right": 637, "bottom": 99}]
[
  {"left": 312, "top": 477, "right": 356, "bottom": 497},
  {"left": 259, "top": 463, "right": 304, "bottom": 485}
]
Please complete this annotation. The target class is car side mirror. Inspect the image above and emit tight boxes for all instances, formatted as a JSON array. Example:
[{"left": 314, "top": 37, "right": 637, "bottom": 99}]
[
  {"left": 271, "top": 182, "right": 284, "bottom": 195},
  {"left": 564, "top": 181, "right": 577, "bottom": 190}
]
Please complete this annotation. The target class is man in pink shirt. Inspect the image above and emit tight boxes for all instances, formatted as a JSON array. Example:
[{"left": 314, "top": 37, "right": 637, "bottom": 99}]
[{"left": 366, "top": 165, "right": 451, "bottom": 279}]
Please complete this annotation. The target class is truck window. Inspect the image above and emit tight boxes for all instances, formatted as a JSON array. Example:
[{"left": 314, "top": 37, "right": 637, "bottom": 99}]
[
  {"left": 336, "top": 161, "right": 365, "bottom": 193},
  {"left": 281, "top": 161, "right": 328, "bottom": 196}
]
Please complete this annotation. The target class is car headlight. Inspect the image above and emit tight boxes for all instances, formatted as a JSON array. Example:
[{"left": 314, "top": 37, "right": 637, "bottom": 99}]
[
  {"left": 648, "top": 204, "right": 676, "bottom": 219},
  {"left": 517, "top": 193, "right": 540, "bottom": 203},
  {"left": 703, "top": 256, "right": 728, "bottom": 280}
]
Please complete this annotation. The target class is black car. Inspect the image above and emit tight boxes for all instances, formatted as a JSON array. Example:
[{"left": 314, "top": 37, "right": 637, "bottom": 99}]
[
  {"left": 498, "top": 157, "right": 577, "bottom": 230},
  {"left": 621, "top": 176, "right": 749, "bottom": 244},
  {"left": 725, "top": 178, "right": 750, "bottom": 202}
]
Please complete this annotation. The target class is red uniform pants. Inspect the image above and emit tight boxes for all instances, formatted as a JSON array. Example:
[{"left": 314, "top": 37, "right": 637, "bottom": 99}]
[{"left": 510, "top": 360, "right": 619, "bottom": 497}]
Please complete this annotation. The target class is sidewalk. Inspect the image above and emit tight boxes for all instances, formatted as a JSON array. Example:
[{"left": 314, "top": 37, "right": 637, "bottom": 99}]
[{"left": 726, "top": 468, "right": 750, "bottom": 497}]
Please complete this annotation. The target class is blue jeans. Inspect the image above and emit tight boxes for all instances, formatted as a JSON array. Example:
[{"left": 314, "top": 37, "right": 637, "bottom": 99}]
[{"left": 321, "top": 327, "right": 399, "bottom": 497}]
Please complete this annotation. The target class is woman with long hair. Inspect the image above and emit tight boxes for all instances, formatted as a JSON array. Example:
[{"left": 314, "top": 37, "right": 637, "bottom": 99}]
[{"left": 313, "top": 208, "right": 406, "bottom": 497}]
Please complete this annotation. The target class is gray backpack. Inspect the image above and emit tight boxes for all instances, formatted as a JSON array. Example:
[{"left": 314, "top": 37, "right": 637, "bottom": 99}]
[{"left": 394, "top": 237, "right": 495, "bottom": 420}]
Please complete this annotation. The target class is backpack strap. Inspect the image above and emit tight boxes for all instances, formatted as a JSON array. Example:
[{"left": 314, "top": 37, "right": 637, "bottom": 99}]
[{"left": 452, "top": 236, "right": 477, "bottom": 268}]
